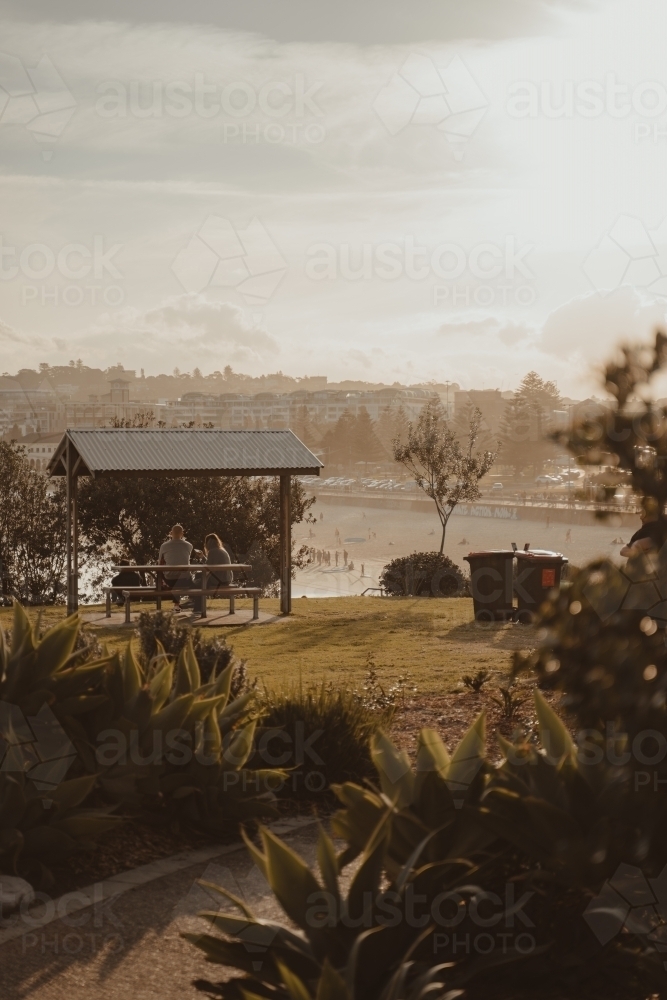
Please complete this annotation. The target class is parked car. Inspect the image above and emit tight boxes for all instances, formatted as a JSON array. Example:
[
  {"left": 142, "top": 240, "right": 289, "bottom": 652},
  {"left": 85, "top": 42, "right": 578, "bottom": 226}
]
[{"left": 492, "top": 482, "right": 504, "bottom": 491}]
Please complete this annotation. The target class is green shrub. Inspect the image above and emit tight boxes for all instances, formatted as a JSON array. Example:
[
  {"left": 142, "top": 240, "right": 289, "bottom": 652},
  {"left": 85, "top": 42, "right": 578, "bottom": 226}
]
[
  {"left": 186, "top": 824, "right": 476, "bottom": 1000},
  {"left": 135, "top": 609, "right": 233, "bottom": 683},
  {"left": 0, "top": 772, "right": 120, "bottom": 886},
  {"left": 380, "top": 551, "right": 466, "bottom": 597},
  {"left": 256, "top": 682, "right": 382, "bottom": 800},
  {"left": 0, "top": 605, "right": 283, "bottom": 865}
]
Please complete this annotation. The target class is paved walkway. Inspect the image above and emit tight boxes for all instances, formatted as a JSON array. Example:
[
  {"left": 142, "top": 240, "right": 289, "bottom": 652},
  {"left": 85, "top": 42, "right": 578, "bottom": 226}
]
[{"left": 0, "top": 821, "right": 319, "bottom": 1000}]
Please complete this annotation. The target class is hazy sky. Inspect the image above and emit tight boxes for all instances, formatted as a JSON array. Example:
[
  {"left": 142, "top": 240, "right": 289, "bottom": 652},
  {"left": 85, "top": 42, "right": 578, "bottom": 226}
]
[{"left": 2, "top": 0, "right": 667, "bottom": 395}]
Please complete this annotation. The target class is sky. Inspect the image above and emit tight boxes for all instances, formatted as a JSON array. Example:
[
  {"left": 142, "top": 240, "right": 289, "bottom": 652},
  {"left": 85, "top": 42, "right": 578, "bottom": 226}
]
[{"left": 2, "top": 0, "right": 667, "bottom": 396}]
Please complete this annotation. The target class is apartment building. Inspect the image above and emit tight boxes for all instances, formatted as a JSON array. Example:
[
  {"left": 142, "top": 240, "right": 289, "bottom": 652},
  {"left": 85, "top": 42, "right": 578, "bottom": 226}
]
[{"left": 162, "top": 386, "right": 449, "bottom": 428}]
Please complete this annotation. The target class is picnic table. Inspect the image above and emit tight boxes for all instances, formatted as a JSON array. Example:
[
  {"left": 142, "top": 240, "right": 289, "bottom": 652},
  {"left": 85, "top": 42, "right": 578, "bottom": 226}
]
[{"left": 106, "top": 563, "right": 256, "bottom": 622}]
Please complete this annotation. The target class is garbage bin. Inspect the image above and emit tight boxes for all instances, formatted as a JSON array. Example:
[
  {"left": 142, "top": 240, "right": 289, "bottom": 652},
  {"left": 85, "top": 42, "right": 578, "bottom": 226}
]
[
  {"left": 464, "top": 550, "right": 516, "bottom": 621},
  {"left": 514, "top": 548, "right": 568, "bottom": 623}
]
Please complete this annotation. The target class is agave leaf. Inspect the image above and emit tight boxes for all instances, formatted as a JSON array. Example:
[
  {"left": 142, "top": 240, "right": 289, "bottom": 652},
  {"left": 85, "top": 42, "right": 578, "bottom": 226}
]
[
  {"left": 446, "top": 711, "right": 486, "bottom": 796},
  {"left": 496, "top": 732, "right": 519, "bottom": 761},
  {"left": 316, "top": 960, "right": 350, "bottom": 1000},
  {"left": 51, "top": 813, "right": 122, "bottom": 840},
  {"left": 534, "top": 689, "right": 575, "bottom": 764},
  {"left": 414, "top": 729, "right": 451, "bottom": 802},
  {"left": 149, "top": 659, "right": 174, "bottom": 712},
  {"left": 188, "top": 693, "right": 230, "bottom": 724},
  {"left": 219, "top": 689, "right": 254, "bottom": 723},
  {"left": 275, "top": 958, "right": 312, "bottom": 1000},
  {"left": 183, "top": 638, "right": 201, "bottom": 691},
  {"left": 241, "top": 826, "right": 269, "bottom": 881},
  {"left": 49, "top": 774, "right": 97, "bottom": 811},
  {"left": 181, "top": 931, "right": 282, "bottom": 978},
  {"left": 122, "top": 644, "right": 144, "bottom": 702},
  {"left": 261, "top": 826, "right": 323, "bottom": 932},
  {"left": 371, "top": 732, "right": 414, "bottom": 809},
  {"left": 33, "top": 616, "right": 80, "bottom": 680},
  {"left": 9, "top": 602, "right": 37, "bottom": 659},
  {"left": 200, "top": 711, "right": 222, "bottom": 761},
  {"left": 197, "top": 879, "right": 256, "bottom": 919},
  {"left": 317, "top": 826, "right": 340, "bottom": 901},
  {"left": 202, "top": 911, "right": 310, "bottom": 955},
  {"left": 416, "top": 729, "right": 451, "bottom": 778},
  {"left": 142, "top": 693, "right": 195, "bottom": 750},
  {"left": 175, "top": 640, "right": 200, "bottom": 695},
  {"left": 207, "top": 660, "right": 235, "bottom": 705},
  {"left": 222, "top": 720, "right": 257, "bottom": 771},
  {"left": 346, "top": 827, "right": 387, "bottom": 921}
]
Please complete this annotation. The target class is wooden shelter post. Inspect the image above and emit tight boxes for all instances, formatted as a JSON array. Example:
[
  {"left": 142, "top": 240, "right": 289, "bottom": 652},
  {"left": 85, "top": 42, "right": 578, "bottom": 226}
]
[
  {"left": 280, "top": 474, "right": 292, "bottom": 615},
  {"left": 65, "top": 440, "right": 79, "bottom": 615}
]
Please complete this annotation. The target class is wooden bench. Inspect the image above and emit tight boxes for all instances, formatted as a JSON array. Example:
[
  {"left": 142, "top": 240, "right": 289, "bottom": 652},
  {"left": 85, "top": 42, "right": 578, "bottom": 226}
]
[
  {"left": 105, "top": 563, "right": 258, "bottom": 622},
  {"left": 105, "top": 585, "right": 262, "bottom": 623}
]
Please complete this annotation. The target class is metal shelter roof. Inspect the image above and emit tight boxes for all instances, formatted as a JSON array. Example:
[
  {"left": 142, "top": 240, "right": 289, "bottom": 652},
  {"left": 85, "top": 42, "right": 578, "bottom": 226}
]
[{"left": 47, "top": 428, "right": 323, "bottom": 478}]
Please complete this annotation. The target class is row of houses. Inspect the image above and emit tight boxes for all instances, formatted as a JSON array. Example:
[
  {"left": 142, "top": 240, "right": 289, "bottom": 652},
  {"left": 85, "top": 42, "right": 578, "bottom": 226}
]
[{"left": 2, "top": 379, "right": 462, "bottom": 442}]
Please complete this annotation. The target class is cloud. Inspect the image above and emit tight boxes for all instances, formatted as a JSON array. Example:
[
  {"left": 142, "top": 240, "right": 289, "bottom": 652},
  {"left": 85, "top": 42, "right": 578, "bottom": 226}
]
[
  {"left": 1, "top": 0, "right": 591, "bottom": 44},
  {"left": 498, "top": 322, "right": 531, "bottom": 346},
  {"left": 438, "top": 318, "right": 532, "bottom": 345},
  {"left": 540, "top": 288, "right": 667, "bottom": 362},
  {"left": 87, "top": 293, "right": 279, "bottom": 367}
]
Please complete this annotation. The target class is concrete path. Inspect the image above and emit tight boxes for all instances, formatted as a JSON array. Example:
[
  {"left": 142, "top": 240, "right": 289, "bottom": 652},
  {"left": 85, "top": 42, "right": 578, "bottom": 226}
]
[{"left": 0, "top": 819, "right": 319, "bottom": 1000}]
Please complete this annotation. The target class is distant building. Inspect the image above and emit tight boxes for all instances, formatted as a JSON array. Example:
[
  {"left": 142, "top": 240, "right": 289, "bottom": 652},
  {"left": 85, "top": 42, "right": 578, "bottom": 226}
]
[
  {"left": 20, "top": 431, "right": 62, "bottom": 472},
  {"left": 163, "top": 386, "right": 447, "bottom": 428}
]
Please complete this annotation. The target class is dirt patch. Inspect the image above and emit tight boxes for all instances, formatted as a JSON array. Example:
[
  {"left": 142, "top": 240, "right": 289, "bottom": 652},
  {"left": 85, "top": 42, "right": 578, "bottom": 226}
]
[{"left": 389, "top": 677, "right": 567, "bottom": 762}]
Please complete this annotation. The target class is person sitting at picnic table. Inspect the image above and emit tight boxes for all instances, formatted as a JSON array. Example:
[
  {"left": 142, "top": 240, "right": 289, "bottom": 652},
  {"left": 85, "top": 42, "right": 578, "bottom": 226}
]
[
  {"left": 192, "top": 533, "right": 235, "bottom": 615},
  {"left": 620, "top": 497, "right": 666, "bottom": 558},
  {"left": 159, "top": 524, "right": 193, "bottom": 609},
  {"left": 110, "top": 559, "right": 143, "bottom": 605}
]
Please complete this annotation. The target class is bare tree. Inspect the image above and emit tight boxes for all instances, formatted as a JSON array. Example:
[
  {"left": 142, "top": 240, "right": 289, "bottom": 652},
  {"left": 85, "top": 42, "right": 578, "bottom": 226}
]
[{"left": 393, "top": 397, "right": 497, "bottom": 554}]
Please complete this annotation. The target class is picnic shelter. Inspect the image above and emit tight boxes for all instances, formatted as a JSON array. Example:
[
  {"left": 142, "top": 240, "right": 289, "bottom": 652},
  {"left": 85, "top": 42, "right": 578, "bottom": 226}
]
[{"left": 47, "top": 428, "right": 323, "bottom": 616}]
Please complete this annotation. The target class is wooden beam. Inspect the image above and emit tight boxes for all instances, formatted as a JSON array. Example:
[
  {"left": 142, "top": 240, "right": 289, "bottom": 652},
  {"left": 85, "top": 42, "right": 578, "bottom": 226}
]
[
  {"left": 66, "top": 438, "right": 72, "bottom": 614},
  {"left": 65, "top": 438, "right": 79, "bottom": 615},
  {"left": 279, "top": 474, "right": 292, "bottom": 615}
]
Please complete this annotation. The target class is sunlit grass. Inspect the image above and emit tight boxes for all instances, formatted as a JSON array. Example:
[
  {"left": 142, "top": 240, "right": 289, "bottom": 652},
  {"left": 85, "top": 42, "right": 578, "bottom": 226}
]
[{"left": 0, "top": 597, "right": 534, "bottom": 694}]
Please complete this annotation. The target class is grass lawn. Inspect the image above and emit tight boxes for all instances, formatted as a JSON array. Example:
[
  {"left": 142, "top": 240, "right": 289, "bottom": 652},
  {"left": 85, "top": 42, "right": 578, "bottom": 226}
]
[{"left": 0, "top": 597, "right": 535, "bottom": 695}]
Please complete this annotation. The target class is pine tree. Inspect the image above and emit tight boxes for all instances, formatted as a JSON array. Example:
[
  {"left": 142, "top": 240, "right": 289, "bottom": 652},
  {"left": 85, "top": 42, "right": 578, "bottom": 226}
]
[{"left": 499, "top": 372, "right": 562, "bottom": 476}]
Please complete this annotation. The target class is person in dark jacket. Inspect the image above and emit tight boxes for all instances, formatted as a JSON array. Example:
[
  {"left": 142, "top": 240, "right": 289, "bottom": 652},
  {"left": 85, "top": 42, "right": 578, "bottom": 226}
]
[
  {"left": 620, "top": 497, "right": 667, "bottom": 557},
  {"left": 110, "top": 559, "right": 143, "bottom": 605}
]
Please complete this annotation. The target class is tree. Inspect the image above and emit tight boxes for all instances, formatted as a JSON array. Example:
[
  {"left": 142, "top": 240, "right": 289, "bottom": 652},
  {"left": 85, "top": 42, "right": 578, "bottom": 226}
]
[
  {"left": 289, "top": 405, "right": 323, "bottom": 451},
  {"left": 393, "top": 398, "right": 496, "bottom": 554},
  {"left": 499, "top": 371, "right": 561, "bottom": 476},
  {"left": 320, "top": 408, "right": 387, "bottom": 469},
  {"left": 375, "top": 404, "right": 409, "bottom": 458},
  {"left": 0, "top": 441, "right": 66, "bottom": 603}
]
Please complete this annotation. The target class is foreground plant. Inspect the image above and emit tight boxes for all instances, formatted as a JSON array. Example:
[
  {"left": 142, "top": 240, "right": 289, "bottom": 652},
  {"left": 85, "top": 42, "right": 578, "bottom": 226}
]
[
  {"left": 0, "top": 771, "right": 120, "bottom": 885},
  {"left": 90, "top": 640, "right": 282, "bottom": 832},
  {"left": 187, "top": 823, "right": 482, "bottom": 1000}
]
